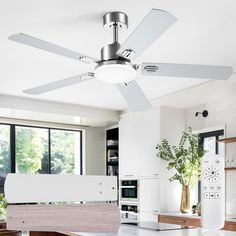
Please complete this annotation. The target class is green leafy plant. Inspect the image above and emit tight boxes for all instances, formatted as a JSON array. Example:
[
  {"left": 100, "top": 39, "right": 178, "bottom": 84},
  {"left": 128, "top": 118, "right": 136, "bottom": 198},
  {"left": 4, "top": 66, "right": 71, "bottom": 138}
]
[
  {"left": 156, "top": 127, "right": 205, "bottom": 187},
  {"left": 0, "top": 193, "right": 8, "bottom": 220}
]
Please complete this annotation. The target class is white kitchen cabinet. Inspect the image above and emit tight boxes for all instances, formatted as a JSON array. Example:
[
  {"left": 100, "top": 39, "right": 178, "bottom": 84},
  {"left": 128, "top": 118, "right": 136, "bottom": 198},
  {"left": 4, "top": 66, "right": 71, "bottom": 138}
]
[
  {"left": 119, "top": 106, "right": 185, "bottom": 213},
  {"left": 139, "top": 177, "right": 159, "bottom": 222},
  {"left": 139, "top": 212, "right": 158, "bottom": 222},
  {"left": 119, "top": 109, "right": 160, "bottom": 178},
  {"left": 138, "top": 109, "right": 160, "bottom": 176},
  {"left": 119, "top": 114, "right": 140, "bottom": 177}
]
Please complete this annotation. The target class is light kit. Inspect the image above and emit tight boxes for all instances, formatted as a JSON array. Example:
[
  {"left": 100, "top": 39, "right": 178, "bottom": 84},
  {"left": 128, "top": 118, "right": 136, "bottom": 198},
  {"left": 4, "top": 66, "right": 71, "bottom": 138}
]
[{"left": 95, "top": 61, "right": 137, "bottom": 84}]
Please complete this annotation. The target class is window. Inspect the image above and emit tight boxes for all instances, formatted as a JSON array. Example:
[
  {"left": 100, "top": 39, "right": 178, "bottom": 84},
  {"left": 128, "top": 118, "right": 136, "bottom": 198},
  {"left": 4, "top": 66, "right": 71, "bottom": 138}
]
[
  {"left": 51, "top": 129, "right": 81, "bottom": 175},
  {"left": 0, "top": 123, "right": 82, "bottom": 193},
  {"left": 0, "top": 125, "right": 11, "bottom": 174},
  {"left": 15, "top": 126, "right": 49, "bottom": 174},
  {"left": 0, "top": 125, "right": 11, "bottom": 192},
  {"left": 199, "top": 130, "right": 224, "bottom": 156}
]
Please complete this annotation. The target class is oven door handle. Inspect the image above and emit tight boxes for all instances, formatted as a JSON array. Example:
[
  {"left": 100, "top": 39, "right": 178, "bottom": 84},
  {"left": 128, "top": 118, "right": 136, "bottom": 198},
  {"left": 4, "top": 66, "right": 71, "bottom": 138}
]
[{"left": 120, "top": 186, "right": 136, "bottom": 188}]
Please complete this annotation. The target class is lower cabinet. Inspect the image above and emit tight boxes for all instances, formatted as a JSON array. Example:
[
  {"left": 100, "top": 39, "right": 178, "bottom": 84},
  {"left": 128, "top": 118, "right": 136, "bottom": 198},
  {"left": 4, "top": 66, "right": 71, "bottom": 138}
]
[
  {"left": 158, "top": 214, "right": 236, "bottom": 231},
  {"left": 158, "top": 214, "right": 201, "bottom": 227},
  {"left": 139, "top": 212, "right": 158, "bottom": 222},
  {"left": 139, "top": 177, "right": 159, "bottom": 222},
  {"left": 0, "top": 230, "right": 21, "bottom": 236}
]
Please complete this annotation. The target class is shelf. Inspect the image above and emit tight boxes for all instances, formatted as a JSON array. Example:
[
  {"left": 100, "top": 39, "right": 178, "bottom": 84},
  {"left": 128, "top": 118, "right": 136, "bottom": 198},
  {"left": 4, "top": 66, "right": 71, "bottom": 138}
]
[
  {"left": 225, "top": 167, "right": 236, "bottom": 171},
  {"left": 106, "top": 128, "right": 119, "bottom": 178},
  {"left": 107, "top": 145, "right": 118, "bottom": 149},
  {"left": 107, "top": 161, "right": 118, "bottom": 166},
  {"left": 218, "top": 137, "right": 236, "bottom": 143}
]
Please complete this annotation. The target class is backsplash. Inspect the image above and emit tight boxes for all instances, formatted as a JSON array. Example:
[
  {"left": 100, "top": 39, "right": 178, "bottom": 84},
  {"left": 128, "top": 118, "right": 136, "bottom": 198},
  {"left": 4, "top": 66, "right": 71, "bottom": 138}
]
[{"left": 185, "top": 96, "right": 236, "bottom": 215}]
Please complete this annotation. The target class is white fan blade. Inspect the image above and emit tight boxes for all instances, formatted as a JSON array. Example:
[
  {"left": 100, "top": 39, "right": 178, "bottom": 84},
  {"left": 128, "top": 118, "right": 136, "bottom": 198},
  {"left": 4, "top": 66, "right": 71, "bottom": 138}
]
[
  {"left": 9, "top": 33, "right": 99, "bottom": 63},
  {"left": 23, "top": 72, "right": 94, "bottom": 95},
  {"left": 7, "top": 204, "right": 120, "bottom": 232},
  {"left": 5, "top": 174, "right": 117, "bottom": 203},
  {"left": 117, "top": 80, "right": 152, "bottom": 112},
  {"left": 116, "top": 9, "right": 177, "bottom": 61},
  {"left": 141, "top": 63, "right": 233, "bottom": 80}
]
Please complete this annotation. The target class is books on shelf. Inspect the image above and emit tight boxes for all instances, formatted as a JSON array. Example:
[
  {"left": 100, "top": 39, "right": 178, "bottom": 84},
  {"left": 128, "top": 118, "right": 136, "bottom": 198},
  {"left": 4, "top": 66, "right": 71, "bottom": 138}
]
[
  {"left": 107, "top": 139, "right": 119, "bottom": 146},
  {"left": 108, "top": 166, "right": 119, "bottom": 176},
  {"left": 107, "top": 150, "right": 118, "bottom": 162}
]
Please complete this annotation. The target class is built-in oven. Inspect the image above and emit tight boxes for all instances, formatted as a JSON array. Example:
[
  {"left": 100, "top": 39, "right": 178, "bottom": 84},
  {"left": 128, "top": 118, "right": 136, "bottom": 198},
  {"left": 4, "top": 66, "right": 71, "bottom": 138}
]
[
  {"left": 120, "top": 202, "right": 139, "bottom": 223},
  {"left": 120, "top": 179, "right": 139, "bottom": 202}
]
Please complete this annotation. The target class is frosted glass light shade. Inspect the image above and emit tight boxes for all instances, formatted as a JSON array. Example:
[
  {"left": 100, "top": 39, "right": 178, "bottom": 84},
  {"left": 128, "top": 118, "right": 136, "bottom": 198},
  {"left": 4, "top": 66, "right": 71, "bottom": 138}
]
[{"left": 95, "top": 64, "right": 137, "bottom": 84}]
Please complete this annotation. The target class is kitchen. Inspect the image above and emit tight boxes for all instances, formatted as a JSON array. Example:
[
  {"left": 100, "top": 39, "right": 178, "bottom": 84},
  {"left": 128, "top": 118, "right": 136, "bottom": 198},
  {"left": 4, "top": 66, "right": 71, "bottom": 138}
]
[
  {"left": 0, "top": 0, "right": 236, "bottom": 235},
  {"left": 110, "top": 102, "right": 236, "bottom": 231}
]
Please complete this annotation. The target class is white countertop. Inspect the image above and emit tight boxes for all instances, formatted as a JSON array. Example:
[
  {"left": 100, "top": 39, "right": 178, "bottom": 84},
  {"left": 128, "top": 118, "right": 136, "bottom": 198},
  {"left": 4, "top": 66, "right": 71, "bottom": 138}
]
[{"left": 67, "top": 225, "right": 236, "bottom": 236}]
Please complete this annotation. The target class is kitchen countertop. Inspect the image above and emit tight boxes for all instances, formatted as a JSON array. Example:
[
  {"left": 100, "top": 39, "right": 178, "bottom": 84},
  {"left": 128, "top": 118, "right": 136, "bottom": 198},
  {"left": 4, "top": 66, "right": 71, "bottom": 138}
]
[{"left": 63, "top": 225, "right": 236, "bottom": 236}]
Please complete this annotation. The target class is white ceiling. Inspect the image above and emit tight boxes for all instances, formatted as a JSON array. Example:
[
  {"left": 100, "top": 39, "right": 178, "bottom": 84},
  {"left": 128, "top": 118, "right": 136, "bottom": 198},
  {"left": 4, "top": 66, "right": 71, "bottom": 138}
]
[{"left": 0, "top": 0, "right": 236, "bottom": 111}]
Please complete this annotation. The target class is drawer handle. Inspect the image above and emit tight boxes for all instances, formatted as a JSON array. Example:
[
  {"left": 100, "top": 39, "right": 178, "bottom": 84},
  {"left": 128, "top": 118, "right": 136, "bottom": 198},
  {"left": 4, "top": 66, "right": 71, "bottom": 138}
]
[{"left": 172, "top": 220, "right": 186, "bottom": 223}]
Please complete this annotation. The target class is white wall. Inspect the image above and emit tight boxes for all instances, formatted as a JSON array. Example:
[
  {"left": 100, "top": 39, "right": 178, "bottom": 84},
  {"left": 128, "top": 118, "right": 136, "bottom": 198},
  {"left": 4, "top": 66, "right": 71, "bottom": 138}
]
[
  {"left": 0, "top": 94, "right": 119, "bottom": 127},
  {"left": 84, "top": 127, "right": 106, "bottom": 175},
  {"left": 158, "top": 106, "right": 195, "bottom": 213},
  {"left": 185, "top": 96, "right": 236, "bottom": 215}
]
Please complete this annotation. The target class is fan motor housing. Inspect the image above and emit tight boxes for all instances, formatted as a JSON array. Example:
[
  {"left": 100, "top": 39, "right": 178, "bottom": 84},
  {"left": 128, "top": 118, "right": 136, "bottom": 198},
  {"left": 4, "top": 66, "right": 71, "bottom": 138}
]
[{"left": 101, "top": 42, "right": 121, "bottom": 61}]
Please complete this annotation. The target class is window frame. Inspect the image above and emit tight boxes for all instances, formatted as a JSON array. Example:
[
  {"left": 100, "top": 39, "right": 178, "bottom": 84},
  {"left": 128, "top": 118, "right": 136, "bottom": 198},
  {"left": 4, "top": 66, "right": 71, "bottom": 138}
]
[{"left": 0, "top": 122, "right": 83, "bottom": 179}]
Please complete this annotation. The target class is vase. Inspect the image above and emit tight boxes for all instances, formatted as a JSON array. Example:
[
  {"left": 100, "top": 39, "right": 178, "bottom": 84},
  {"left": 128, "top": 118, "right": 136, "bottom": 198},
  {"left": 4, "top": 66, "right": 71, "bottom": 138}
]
[{"left": 180, "top": 184, "right": 190, "bottom": 213}]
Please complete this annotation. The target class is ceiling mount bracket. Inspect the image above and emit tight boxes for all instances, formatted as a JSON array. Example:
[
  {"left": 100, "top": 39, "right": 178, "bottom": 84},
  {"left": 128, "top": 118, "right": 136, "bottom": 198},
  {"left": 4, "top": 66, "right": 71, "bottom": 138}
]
[{"left": 103, "top": 12, "right": 128, "bottom": 33}]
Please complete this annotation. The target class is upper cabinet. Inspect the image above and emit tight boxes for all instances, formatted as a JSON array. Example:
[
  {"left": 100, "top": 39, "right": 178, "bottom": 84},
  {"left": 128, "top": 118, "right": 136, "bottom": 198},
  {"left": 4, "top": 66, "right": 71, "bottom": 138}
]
[
  {"left": 119, "top": 109, "right": 160, "bottom": 178},
  {"left": 138, "top": 110, "right": 160, "bottom": 177},
  {"left": 119, "top": 107, "right": 185, "bottom": 179},
  {"left": 119, "top": 114, "right": 141, "bottom": 177}
]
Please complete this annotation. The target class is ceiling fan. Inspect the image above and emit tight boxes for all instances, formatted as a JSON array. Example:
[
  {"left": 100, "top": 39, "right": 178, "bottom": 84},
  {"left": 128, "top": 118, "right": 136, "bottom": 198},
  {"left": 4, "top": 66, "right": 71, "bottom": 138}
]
[{"left": 9, "top": 9, "right": 233, "bottom": 112}]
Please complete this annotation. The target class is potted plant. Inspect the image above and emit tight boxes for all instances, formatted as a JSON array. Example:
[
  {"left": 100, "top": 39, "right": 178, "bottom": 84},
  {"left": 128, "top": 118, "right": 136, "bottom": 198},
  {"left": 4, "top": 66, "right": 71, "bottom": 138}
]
[
  {"left": 0, "top": 193, "right": 8, "bottom": 221},
  {"left": 192, "top": 202, "right": 201, "bottom": 216},
  {"left": 156, "top": 127, "right": 205, "bottom": 213}
]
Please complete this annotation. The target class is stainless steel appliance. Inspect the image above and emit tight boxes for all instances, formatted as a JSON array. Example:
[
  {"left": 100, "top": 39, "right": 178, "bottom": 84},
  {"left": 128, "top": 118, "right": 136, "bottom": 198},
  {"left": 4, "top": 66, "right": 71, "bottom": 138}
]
[
  {"left": 120, "top": 179, "right": 139, "bottom": 202},
  {"left": 120, "top": 202, "right": 139, "bottom": 222}
]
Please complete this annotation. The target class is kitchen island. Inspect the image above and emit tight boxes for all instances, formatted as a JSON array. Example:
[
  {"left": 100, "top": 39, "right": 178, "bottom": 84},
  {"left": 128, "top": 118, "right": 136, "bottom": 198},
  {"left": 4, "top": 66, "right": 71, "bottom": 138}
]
[{"left": 59, "top": 226, "right": 236, "bottom": 236}]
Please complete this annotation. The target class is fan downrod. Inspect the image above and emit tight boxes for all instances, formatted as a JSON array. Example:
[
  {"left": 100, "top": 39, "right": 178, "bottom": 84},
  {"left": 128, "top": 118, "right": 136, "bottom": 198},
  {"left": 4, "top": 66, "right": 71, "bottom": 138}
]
[{"left": 101, "top": 12, "right": 128, "bottom": 61}]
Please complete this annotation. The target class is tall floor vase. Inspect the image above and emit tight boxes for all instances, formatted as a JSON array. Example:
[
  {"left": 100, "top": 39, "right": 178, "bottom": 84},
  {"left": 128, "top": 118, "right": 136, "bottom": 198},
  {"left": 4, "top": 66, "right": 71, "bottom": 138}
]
[{"left": 180, "top": 184, "right": 190, "bottom": 213}]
